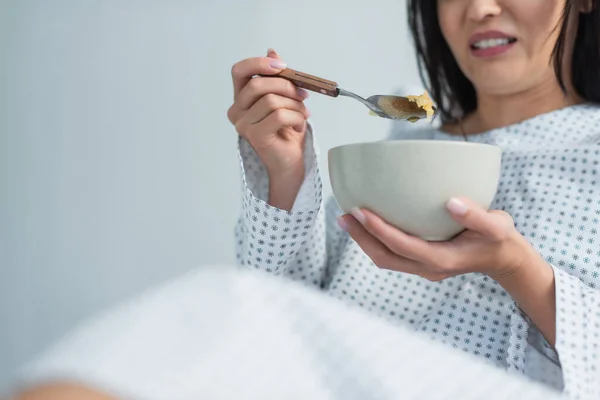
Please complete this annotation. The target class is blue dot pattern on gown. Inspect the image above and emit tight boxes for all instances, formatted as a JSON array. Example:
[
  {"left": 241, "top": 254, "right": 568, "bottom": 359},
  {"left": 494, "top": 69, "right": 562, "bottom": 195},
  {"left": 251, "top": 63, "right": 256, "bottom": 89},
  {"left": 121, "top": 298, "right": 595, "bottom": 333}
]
[{"left": 236, "top": 104, "right": 600, "bottom": 399}]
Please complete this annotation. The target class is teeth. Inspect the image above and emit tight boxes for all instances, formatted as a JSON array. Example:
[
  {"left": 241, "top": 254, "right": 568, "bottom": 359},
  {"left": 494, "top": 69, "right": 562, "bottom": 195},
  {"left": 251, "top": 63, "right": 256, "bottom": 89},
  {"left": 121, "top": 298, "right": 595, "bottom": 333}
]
[{"left": 472, "top": 38, "right": 513, "bottom": 49}]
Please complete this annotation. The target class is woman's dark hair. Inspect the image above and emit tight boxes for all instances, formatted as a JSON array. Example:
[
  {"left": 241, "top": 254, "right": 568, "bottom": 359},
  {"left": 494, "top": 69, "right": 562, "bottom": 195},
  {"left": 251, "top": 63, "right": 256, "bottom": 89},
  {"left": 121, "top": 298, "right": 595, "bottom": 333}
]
[{"left": 407, "top": 0, "right": 600, "bottom": 123}]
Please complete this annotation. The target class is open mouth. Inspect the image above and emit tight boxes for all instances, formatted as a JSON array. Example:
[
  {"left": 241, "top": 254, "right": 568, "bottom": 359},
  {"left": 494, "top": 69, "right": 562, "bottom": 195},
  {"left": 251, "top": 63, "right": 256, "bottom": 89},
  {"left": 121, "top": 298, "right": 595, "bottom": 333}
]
[{"left": 470, "top": 37, "right": 517, "bottom": 51}]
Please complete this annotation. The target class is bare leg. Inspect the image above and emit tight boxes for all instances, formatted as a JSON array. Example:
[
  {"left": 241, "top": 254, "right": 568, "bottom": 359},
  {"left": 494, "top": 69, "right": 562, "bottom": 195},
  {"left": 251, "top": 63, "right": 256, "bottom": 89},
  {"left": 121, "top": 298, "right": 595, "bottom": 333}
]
[{"left": 15, "top": 383, "right": 114, "bottom": 400}]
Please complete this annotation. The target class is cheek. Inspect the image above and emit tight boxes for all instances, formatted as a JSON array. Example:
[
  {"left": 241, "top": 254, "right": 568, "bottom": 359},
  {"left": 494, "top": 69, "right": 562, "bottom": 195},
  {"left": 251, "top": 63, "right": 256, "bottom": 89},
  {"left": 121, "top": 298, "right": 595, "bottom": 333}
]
[
  {"left": 437, "top": 3, "right": 463, "bottom": 52},
  {"left": 512, "top": 0, "right": 565, "bottom": 55}
]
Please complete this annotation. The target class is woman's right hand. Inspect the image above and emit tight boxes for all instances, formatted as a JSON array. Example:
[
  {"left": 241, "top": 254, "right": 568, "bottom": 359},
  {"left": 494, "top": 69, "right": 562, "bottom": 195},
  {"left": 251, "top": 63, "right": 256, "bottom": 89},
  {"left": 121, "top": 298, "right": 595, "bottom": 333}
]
[{"left": 227, "top": 49, "right": 311, "bottom": 182}]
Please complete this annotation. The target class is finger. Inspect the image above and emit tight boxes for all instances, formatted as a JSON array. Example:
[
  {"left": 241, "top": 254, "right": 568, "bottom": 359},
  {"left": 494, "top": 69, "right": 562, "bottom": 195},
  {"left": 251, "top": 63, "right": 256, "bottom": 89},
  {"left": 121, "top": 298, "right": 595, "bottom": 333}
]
[
  {"left": 384, "top": 255, "right": 432, "bottom": 277},
  {"left": 245, "top": 94, "right": 310, "bottom": 125},
  {"left": 340, "top": 215, "right": 450, "bottom": 280},
  {"left": 239, "top": 109, "right": 307, "bottom": 143},
  {"left": 340, "top": 215, "right": 424, "bottom": 275},
  {"left": 292, "top": 121, "right": 306, "bottom": 133},
  {"left": 350, "top": 208, "right": 454, "bottom": 271},
  {"left": 236, "top": 76, "right": 309, "bottom": 111},
  {"left": 267, "top": 48, "right": 281, "bottom": 59},
  {"left": 446, "top": 197, "right": 512, "bottom": 240},
  {"left": 231, "top": 56, "right": 287, "bottom": 100}
]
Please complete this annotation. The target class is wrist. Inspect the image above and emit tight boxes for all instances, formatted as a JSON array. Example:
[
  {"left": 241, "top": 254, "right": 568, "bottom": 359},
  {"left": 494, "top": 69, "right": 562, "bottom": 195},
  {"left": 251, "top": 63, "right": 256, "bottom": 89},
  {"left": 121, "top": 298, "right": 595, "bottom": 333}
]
[
  {"left": 487, "top": 232, "right": 534, "bottom": 281},
  {"left": 493, "top": 235, "right": 552, "bottom": 288},
  {"left": 267, "top": 165, "right": 305, "bottom": 212},
  {"left": 494, "top": 253, "right": 554, "bottom": 313},
  {"left": 268, "top": 163, "right": 305, "bottom": 184}
]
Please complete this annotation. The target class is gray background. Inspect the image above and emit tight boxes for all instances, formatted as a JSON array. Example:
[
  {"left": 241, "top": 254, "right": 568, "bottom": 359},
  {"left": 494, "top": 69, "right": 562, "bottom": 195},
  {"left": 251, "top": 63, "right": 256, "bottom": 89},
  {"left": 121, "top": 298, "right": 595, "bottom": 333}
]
[{"left": 0, "top": 0, "right": 422, "bottom": 389}]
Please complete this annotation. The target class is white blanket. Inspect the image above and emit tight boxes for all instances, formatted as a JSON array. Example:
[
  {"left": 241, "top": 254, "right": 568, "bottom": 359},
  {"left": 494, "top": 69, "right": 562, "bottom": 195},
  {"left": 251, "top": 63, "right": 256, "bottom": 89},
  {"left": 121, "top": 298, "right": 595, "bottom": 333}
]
[{"left": 12, "top": 266, "right": 561, "bottom": 400}]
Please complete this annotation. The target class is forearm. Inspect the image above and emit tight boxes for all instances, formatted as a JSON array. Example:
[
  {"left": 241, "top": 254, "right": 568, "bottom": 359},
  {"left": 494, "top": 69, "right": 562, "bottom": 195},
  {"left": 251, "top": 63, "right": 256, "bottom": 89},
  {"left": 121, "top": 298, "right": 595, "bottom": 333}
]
[{"left": 496, "top": 244, "right": 556, "bottom": 347}]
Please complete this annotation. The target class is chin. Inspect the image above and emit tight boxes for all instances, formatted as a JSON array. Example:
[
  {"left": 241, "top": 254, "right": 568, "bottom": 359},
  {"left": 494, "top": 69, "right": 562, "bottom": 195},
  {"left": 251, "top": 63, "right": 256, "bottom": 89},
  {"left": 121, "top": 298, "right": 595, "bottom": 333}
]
[{"left": 469, "top": 67, "right": 529, "bottom": 96}]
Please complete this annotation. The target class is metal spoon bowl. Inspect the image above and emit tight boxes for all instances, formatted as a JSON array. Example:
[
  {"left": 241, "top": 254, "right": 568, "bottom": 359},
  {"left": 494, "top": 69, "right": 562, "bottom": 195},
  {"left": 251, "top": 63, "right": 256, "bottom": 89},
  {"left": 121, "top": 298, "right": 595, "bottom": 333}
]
[{"left": 339, "top": 89, "right": 429, "bottom": 122}]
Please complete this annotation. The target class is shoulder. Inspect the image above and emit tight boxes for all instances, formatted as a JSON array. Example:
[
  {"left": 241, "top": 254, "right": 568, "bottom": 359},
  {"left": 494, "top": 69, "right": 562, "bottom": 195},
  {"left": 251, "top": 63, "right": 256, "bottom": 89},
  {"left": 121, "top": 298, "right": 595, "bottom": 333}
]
[
  {"left": 573, "top": 103, "right": 600, "bottom": 126},
  {"left": 545, "top": 103, "right": 600, "bottom": 128},
  {"left": 548, "top": 103, "right": 600, "bottom": 144}
]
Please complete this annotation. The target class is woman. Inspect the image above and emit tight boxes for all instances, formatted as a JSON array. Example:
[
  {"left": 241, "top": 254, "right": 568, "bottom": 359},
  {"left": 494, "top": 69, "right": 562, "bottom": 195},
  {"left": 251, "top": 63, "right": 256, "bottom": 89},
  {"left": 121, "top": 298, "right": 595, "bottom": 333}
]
[
  {"left": 10, "top": 0, "right": 600, "bottom": 399},
  {"left": 229, "top": 0, "right": 600, "bottom": 396}
]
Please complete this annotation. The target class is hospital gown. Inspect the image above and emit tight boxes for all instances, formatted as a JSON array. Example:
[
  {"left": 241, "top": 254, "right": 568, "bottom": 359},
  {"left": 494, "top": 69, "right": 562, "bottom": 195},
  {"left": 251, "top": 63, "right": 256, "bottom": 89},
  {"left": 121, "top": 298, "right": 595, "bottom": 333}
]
[{"left": 235, "top": 103, "right": 600, "bottom": 399}]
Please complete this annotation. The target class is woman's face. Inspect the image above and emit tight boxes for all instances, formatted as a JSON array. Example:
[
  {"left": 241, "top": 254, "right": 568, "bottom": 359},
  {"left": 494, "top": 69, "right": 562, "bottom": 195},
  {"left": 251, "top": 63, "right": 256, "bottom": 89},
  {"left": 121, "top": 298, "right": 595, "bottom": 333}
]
[{"left": 437, "top": 0, "right": 569, "bottom": 96}]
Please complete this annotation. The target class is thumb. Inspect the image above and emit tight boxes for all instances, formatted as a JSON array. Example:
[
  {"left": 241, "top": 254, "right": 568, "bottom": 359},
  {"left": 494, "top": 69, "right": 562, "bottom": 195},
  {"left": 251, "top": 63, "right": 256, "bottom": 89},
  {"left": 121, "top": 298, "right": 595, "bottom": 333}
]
[
  {"left": 267, "top": 48, "right": 281, "bottom": 59},
  {"left": 446, "top": 197, "right": 508, "bottom": 239}
]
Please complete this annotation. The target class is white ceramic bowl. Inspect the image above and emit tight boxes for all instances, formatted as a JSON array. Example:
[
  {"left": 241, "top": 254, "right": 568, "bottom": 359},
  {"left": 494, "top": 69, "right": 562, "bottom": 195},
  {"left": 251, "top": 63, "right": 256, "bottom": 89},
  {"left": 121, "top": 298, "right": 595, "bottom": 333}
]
[{"left": 328, "top": 140, "right": 502, "bottom": 241}]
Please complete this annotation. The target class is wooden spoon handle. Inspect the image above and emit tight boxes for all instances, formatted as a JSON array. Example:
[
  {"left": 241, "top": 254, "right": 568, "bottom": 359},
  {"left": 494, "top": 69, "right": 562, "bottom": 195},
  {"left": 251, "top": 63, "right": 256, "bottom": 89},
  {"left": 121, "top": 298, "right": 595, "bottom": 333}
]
[{"left": 268, "top": 68, "right": 340, "bottom": 97}]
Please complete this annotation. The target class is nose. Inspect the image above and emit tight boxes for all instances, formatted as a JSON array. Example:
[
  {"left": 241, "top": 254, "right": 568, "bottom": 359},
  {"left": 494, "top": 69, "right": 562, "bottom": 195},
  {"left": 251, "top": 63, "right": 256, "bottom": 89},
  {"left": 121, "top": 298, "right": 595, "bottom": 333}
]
[{"left": 466, "top": 0, "right": 502, "bottom": 22}]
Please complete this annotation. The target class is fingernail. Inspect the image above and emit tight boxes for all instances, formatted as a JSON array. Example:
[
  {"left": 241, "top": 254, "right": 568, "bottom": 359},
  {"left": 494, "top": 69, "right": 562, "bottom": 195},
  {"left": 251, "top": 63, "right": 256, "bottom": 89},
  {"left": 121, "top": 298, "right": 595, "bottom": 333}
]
[
  {"left": 297, "top": 88, "right": 310, "bottom": 99},
  {"left": 337, "top": 216, "right": 349, "bottom": 232},
  {"left": 269, "top": 59, "right": 287, "bottom": 69},
  {"left": 305, "top": 108, "right": 311, "bottom": 118},
  {"left": 447, "top": 198, "right": 468, "bottom": 216},
  {"left": 267, "top": 48, "right": 278, "bottom": 56},
  {"left": 350, "top": 207, "right": 367, "bottom": 224}
]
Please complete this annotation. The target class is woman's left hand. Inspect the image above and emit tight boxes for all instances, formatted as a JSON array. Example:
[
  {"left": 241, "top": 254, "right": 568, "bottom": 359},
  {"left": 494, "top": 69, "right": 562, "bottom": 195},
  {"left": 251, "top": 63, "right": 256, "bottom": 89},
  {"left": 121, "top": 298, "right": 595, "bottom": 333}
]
[{"left": 337, "top": 197, "right": 537, "bottom": 282}]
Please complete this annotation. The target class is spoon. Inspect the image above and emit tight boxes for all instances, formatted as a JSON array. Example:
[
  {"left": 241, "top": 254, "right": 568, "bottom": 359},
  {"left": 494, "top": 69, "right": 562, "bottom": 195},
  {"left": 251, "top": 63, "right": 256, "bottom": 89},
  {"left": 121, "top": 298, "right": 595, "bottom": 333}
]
[{"left": 267, "top": 68, "right": 434, "bottom": 122}]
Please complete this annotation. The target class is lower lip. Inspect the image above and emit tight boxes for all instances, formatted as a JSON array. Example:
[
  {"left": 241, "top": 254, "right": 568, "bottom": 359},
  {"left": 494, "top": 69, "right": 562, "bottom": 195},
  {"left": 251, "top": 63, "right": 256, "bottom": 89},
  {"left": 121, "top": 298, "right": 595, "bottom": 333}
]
[{"left": 470, "top": 41, "right": 516, "bottom": 58}]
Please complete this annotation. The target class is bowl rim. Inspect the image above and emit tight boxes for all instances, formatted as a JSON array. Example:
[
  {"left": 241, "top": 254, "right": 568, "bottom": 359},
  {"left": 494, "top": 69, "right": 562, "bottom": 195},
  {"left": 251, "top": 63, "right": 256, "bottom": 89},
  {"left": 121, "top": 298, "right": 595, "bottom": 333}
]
[{"left": 328, "top": 139, "right": 502, "bottom": 154}]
